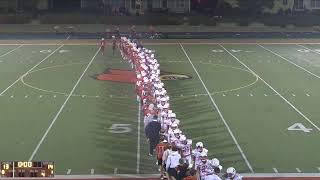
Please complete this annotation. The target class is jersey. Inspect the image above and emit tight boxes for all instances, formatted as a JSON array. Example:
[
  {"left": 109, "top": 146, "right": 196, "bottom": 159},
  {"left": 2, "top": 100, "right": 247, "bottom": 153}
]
[
  {"left": 225, "top": 174, "right": 242, "bottom": 180},
  {"left": 181, "top": 144, "right": 192, "bottom": 157},
  {"left": 193, "top": 148, "right": 208, "bottom": 168},
  {"left": 156, "top": 142, "right": 167, "bottom": 160},
  {"left": 198, "top": 161, "right": 210, "bottom": 178},
  {"left": 204, "top": 174, "right": 222, "bottom": 180},
  {"left": 112, "top": 39, "right": 117, "bottom": 49},
  {"left": 100, "top": 40, "right": 106, "bottom": 47}
]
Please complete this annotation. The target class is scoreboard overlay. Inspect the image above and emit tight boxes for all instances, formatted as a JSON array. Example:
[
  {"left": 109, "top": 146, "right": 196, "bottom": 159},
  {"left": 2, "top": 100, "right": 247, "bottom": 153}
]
[{"left": 0, "top": 161, "right": 54, "bottom": 178}]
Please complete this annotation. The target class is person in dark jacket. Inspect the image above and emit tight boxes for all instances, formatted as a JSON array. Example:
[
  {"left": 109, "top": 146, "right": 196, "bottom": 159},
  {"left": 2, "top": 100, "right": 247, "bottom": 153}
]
[{"left": 145, "top": 115, "right": 161, "bottom": 156}]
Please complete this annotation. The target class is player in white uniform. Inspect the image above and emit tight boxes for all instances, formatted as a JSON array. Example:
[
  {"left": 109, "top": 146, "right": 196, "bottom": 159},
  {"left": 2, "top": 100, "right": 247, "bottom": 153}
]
[
  {"left": 225, "top": 167, "right": 242, "bottom": 180},
  {"left": 197, "top": 152, "right": 210, "bottom": 180},
  {"left": 192, "top": 142, "right": 208, "bottom": 169},
  {"left": 176, "top": 135, "right": 192, "bottom": 168},
  {"left": 209, "top": 158, "right": 222, "bottom": 172},
  {"left": 204, "top": 167, "right": 222, "bottom": 180},
  {"left": 170, "top": 129, "right": 181, "bottom": 144}
]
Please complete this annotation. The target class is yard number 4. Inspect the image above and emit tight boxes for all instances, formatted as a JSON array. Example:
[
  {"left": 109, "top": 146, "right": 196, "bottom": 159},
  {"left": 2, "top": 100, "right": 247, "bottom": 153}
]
[
  {"left": 109, "top": 124, "right": 132, "bottom": 134},
  {"left": 287, "top": 123, "right": 312, "bottom": 133}
]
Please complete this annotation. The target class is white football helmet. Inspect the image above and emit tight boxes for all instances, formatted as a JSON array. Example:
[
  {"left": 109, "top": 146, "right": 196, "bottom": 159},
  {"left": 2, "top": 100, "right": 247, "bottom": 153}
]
[
  {"left": 196, "top": 142, "right": 203, "bottom": 148},
  {"left": 226, "top": 167, "right": 236, "bottom": 178},
  {"left": 171, "top": 123, "right": 178, "bottom": 128},
  {"left": 179, "top": 135, "right": 187, "bottom": 142},
  {"left": 173, "top": 129, "right": 181, "bottom": 134},
  {"left": 211, "top": 158, "right": 220, "bottom": 167}
]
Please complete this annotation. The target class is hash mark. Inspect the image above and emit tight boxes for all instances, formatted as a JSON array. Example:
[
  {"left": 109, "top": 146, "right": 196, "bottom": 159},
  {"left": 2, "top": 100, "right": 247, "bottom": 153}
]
[
  {"left": 264, "top": 94, "right": 268, "bottom": 96},
  {"left": 180, "top": 94, "right": 183, "bottom": 97},
  {"left": 292, "top": 94, "right": 296, "bottom": 97},
  {"left": 236, "top": 94, "right": 239, "bottom": 96},
  {"left": 90, "top": 169, "right": 94, "bottom": 175},
  {"left": 272, "top": 168, "right": 278, "bottom": 173},
  {"left": 67, "top": 169, "right": 71, "bottom": 175},
  {"left": 306, "top": 94, "right": 310, "bottom": 96},
  {"left": 39, "top": 95, "right": 43, "bottom": 98},
  {"left": 222, "top": 94, "right": 226, "bottom": 96},
  {"left": 53, "top": 95, "right": 57, "bottom": 98},
  {"left": 250, "top": 94, "right": 253, "bottom": 96},
  {"left": 25, "top": 95, "right": 28, "bottom": 98},
  {"left": 10, "top": 95, "right": 14, "bottom": 98},
  {"left": 296, "top": 168, "right": 301, "bottom": 173},
  {"left": 114, "top": 168, "right": 118, "bottom": 174},
  {"left": 317, "top": 167, "right": 320, "bottom": 172}
]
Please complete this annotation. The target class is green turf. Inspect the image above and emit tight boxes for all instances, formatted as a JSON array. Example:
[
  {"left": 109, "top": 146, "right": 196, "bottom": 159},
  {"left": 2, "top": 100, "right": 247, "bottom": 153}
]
[{"left": 1, "top": 42, "right": 320, "bottom": 175}]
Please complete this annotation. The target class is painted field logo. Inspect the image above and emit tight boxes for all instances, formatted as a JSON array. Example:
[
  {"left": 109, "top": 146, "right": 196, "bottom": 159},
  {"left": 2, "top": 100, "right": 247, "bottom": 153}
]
[{"left": 96, "top": 69, "right": 192, "bottom": 83}]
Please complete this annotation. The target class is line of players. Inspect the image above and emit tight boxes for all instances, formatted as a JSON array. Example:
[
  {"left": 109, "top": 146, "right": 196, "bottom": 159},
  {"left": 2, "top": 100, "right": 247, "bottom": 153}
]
[{"left": 118, "top": 36, "right": 242, "bottom": 180}]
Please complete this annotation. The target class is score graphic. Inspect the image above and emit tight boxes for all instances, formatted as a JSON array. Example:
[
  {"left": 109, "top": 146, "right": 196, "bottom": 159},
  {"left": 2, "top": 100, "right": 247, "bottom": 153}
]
[{"left": 0, "top": 161, "right": 54, "bottom": 178}]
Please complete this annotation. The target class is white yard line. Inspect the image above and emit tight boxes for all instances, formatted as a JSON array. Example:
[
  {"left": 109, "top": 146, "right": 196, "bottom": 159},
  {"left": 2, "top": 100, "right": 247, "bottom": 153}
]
[
  {"left": 0, "top": 45, "right": 23, "bottom": 58},
  {"left": 28, "top": 47, "right": 100, "bottom": 161},
  {"left": 0, "top": 45, "right": 64, "bottom": 96},
  {"left": 136, "top": 101, "right": 141, "bottom": 174},
  {"left": 220, "top": 44, "right": 320, "bottom": 131},
  {"left": 179, "top": 43, "right": 254, "bottom": 173},
  {"left": 258, "top": 44, "right": 320, "bottom": 79}
]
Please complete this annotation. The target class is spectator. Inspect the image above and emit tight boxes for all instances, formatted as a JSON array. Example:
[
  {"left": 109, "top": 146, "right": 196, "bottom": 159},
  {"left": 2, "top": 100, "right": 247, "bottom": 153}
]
[
  {"left": 183, "top": 169, "right": 197, "bottom": 180},
  {"left": 166, "top": 146, "right": 181, "bottom": 180},
  {"left": 177, "top": 159, "right": 189, "bottom": 180},
  {"left": 145, "top": 116, "right": 161, "bottom": 156}
]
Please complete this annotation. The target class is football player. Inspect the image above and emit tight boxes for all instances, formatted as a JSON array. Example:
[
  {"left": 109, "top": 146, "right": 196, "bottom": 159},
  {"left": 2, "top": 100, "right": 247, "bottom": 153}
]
[
  {"left": 224, "top": 167, "right": 242, "bottom": 180},
  {"left": 99, "top": 38, "right": 106, "bottom": 55},
  {"left": 198, "top": 152, "right": 210, "bottom": 180},
  {"left": 177, "top": 135, "right": 192, "bottom": 168},
  {"left": 192, "top": 142, "right": 208, "bottom": 169}
]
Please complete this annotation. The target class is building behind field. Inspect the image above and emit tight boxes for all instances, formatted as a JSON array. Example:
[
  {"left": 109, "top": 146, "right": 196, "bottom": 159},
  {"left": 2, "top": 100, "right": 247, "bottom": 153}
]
[{"left": 0, "top": 0, "right": 190, "bottom": 14}]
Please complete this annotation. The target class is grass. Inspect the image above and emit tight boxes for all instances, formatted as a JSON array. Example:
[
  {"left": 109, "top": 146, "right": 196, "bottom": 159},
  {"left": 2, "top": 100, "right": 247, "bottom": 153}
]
[{"left": 0, "top": 41, "right": 320, "bottom": 175}]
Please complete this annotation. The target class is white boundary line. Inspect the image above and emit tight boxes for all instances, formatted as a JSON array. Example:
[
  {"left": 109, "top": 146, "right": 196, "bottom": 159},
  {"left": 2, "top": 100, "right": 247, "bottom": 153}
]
[
  {"left": 0, "top": 45, "right": 23, "bottom": 58},
  {"left": 179, "top": 43, "right": 254, "bottom": 173},
  {"left": 220, "top": 44, "right": 320, "bottom": 131},
  {"left": 136, "top": 100, "right": 141, "bottom": 174},
  {"left": 0, "top": 44, "right": 64, "bottom": 96},
  {"left": 258, "top": 44, "right": 320, "bottom": 79},
  {"left": 28, "top": 47, "right": 101, "bottom": 161}
]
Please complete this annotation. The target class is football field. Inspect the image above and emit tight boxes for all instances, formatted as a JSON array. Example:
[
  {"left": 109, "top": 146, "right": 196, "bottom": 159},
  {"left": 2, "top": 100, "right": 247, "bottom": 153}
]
[{"left": 1, "top": 39, "right": 320, "bottom": 175}]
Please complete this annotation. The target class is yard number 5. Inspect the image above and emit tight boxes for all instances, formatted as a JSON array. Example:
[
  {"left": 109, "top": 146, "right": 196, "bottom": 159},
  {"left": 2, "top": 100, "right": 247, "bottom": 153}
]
[{"left": 109, "top": 124, "right": 132, "bottom": 134}]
